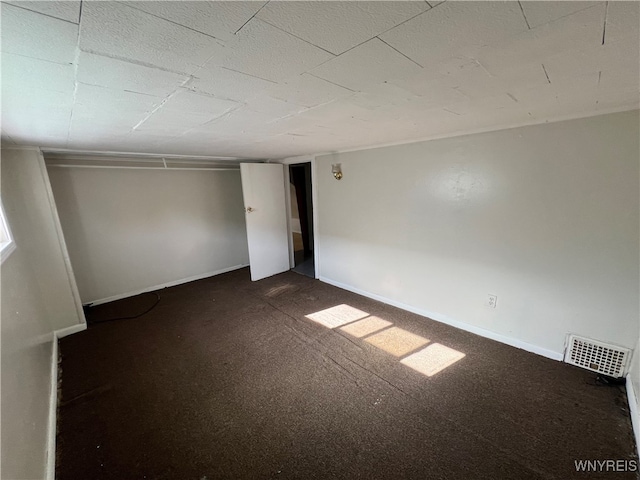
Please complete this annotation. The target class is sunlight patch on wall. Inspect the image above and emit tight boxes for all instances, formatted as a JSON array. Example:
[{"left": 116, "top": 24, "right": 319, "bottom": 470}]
[
  {"left": 339, "top": 316, "right": 392, "bottom": 338},
  {"left": 305, "top": 304, "right": 369, "bottom": 328},
  {"left": 365, "top": 327, "right": 430, "bottom": 357},
  {"left": 401, "top": 343, "right": 465, "bottom": 377}
]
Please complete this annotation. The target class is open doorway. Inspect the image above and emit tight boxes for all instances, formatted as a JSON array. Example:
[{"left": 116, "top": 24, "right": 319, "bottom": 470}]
[{"left": 289, "top": 162, "right": 314, "bottom": 278}]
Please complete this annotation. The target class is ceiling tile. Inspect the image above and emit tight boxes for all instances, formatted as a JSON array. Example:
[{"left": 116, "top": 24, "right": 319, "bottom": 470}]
[
  {"left": 1, "top": 52, "right": 75, "bottom": 94},
  {"left": 475, "top": 4, "right": 607, "bottom": 74},
  {"left": 160, "top": 90, "right": 240, "bottom": 116},
  {"left": 120, "top": 1, "right": 265, "bottom": 41},
  {"left": 74, "top": 84, "right": 162, "bottom": 114},
  {"left": 244, "top": 95, "right": 307, "bottom": 120},
  {"left": 266, "top": 74, "right": 353, "bottom": 108},
  {"left": 187, "top": 64, "right": 276, "bottom": 102},
  {"left": 2, "top": 0, "right": 638, "bottom": 157},
  {"left": 520, "top": 1, "right": 601, "bottom": 29},
  {"left": 79, "top": 2, "right": 226, "bottom": 75},
  {"left": 2, "top": 93, "right": 72, "bottom": 138},
  {"left": 604, "top": 1, "right": 640, "bottom": 45},
  {"left": 542, "top": 38, "right": 639, "bottom": 84},
  {"left": 215, "top": 19, "right": 334, "bottom": 82},
  {"left": 3, "top": 85, "right": 73, "bottom": 111},
  {"left": 5, "top": 0, "right": 81, "bottom": 23},
  {"left": 133, "top": 90, "right": 241, "bottom": 135},
  {"left": 380, "top": 2, "right": 529, "bottom": 68},
  {"left": 309, "top": 38, "right": 423, "bottom": 92},
  {"left": 256, "top": 1, "right": 429, "bottom": 55},
  {"left": 0, "top": 3, "right": 78, "bottom": 63},
  {"left": 77, "top": 52, "right": 189, "bottom": 97}
]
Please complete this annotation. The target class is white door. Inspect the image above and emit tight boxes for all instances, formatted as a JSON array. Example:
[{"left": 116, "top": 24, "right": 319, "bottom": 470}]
[{"left": 240, "top": 163, "right": 290, "bottom": 281}]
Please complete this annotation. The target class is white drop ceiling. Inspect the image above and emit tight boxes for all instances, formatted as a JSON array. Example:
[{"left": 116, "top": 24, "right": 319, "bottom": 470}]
[{"left": 1, "top": 1, "right": 638, "bottom": 160}]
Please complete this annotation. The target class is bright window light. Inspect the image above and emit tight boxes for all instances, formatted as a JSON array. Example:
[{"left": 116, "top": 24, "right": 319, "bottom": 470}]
[
  {"left": 340, "top": 316, "right": 392, "bottom": 338},
  {"left": 401, "top": 343, "right": 465, "bottom": 377},
  {"left": 305, "top": 304, "right": 369, "bottom": 328},
  {"left": 365, "top": 327, "right": 430, "bottom": 357},
  {"left": 0, "top": 201, "right": 16, "bottom": 264}
]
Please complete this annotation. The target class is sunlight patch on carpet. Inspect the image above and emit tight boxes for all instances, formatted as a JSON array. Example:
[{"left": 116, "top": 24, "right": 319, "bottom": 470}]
[
  {"left": 365, "top": 327, "right": 429, "bottom": 357},
  {"left": 340, "top": 316, "right": 392, "bottom": 338},
  {"left": 401, "top": 343, "right": 465, "bottom": 376},
  {"left": 305, "top": 304, "right": 369, "bottom": 328}
]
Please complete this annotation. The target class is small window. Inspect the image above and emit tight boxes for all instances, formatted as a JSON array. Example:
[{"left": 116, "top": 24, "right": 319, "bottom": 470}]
[{"left": 0, "top": 201, "right": 16, "bottom": 263}]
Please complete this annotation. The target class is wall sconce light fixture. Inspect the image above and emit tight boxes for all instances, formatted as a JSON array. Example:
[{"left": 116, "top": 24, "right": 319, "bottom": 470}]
[{"left": 332, "top": 163, "right": 343, "bottom": 180}]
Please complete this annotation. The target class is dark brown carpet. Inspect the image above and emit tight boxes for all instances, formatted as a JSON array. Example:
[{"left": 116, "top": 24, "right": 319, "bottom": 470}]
[{"left": 57, "top": 268, "right": 638, "bottom": 480}]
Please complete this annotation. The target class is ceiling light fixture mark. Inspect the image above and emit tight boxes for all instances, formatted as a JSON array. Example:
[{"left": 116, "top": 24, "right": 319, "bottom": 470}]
[
  {"left": 234, "top": 0, "right": 270, "bottom": 35},
  {"left": 517, "top": 1, "right": 531, "bottom": 29}
]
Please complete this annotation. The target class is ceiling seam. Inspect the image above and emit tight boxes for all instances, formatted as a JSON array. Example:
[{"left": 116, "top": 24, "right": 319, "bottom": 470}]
[
  {"left": 66, "top": 1, "right": 83, "bottom": 148},
  {"left": 113, "top": 1, "right": 225, "bottom": 44},
  {"left": 131, "top": 85, "right": 187, "bottom": 131},
  {"left": 541, "top": 64, "right": 551, "bottom": 84},
  {"left": 527, "top": 4, "right": 608, "bottom": 33},
  {"left": 517, "top": 1, "right": 531, "bottom": 30},
  {"left": 2, "top": 51, "right": 73, "bottom": 67},
  {"left": 218, "top": 66, "right": 278, "bottom": 84},
  {"left": 376, "top": 36, "right": 424, "bottom": 68},
  {"left": 2, "top": 2, "right": 79, "bottom": 25},
  {"left": 78, "top": 49, "right": 192, "bottom": 77},
  {"left": 234, "top": 0, "right": 270, "bottom": 35},
  {"left": 256, "top": 18, "right": 338, "bottom": 57},
  {"left": 601, "top": 2, "right": 609, "bottom": 45},
  {"left": 376, "top": 3, "right": 434, "bottom": 39},
  {"left": 304, "top": 73, "right": 356, "bottom": 93}
]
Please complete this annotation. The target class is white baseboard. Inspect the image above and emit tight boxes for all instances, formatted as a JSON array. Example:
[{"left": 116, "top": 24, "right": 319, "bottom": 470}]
[
  {"left": 319, "top": 276, "right": 564, "bottom": 362},
  {"left": 55, "top": 323, "right": 87, "bottom": 338},
  {"left": 86, "top": 264, "right": 249, "bottom": 306},
  {"left": 46, "top": 334, "right": 58, "bottom": 480},
  {"left": 627, "top": 375, "right": 640, "bottom": 460}
]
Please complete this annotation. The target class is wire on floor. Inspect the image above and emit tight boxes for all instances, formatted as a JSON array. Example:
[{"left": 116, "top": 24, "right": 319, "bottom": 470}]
[{"left": 84, "top": 292, "right": 160, "bottom": 325}]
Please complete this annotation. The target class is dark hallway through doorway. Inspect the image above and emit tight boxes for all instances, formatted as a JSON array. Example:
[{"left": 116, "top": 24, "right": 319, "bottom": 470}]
[{"left": 289, "top": 162, "right": 314, "bottom": 278}]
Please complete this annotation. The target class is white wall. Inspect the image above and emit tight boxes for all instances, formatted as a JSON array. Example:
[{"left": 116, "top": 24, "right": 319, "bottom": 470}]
[
  {"left": 47, "top": 166, "right": 249, "bottom": 304},
  {"left": 316, "top": 110, "right": 639, "bottom": 357},
  {"left": 1, "top": 147, "right": 84, "bottom": 479}
]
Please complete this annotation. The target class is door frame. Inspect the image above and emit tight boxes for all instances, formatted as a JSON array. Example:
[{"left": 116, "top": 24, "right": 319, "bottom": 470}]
[{"left": 277, "top": 156, "right": 319, "bottom": 279}]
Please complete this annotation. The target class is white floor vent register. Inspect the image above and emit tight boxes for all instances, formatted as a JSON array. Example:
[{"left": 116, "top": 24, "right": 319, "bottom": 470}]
[{"left": 564, "top": 334, "right": 631, "bottom": 378}]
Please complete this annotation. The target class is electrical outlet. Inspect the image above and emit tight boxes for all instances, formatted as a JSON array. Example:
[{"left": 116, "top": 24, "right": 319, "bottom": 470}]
[{"left": 487, "top": 294, "right": 497, "bottom": 308}]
